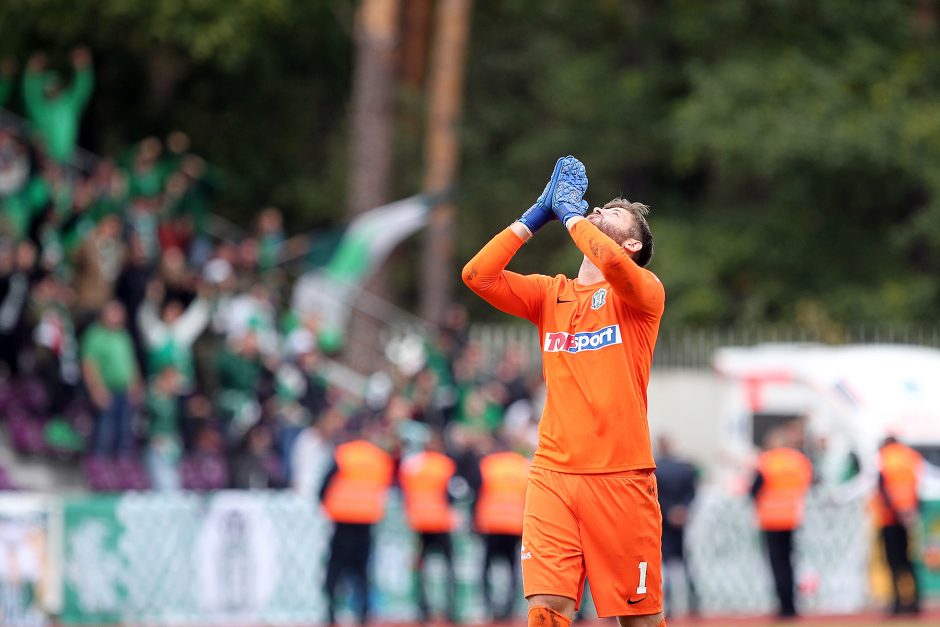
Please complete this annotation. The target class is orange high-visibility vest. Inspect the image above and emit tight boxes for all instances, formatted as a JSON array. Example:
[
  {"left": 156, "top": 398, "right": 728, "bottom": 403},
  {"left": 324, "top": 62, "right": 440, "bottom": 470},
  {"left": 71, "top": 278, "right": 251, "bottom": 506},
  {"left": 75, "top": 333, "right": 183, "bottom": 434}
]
[
  {"left": 475, "top": 451, "right": 530, "bottom": 535},
  {"left": 323, "top": 440, "right": 394, "bottom": 524},
  {"left": 872, "top": 442, "right": 923, "bottom": 528},
  {"left": 399, "top": 451, "right": 456, "bottom": 533},
  {"left": 755, "top": 447, "right": 812, "bottom": 531}
]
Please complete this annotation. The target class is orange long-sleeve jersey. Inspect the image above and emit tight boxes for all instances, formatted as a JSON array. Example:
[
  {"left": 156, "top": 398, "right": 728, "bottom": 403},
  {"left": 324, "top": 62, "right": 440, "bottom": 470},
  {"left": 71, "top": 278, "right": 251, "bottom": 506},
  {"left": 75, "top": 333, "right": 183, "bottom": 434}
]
[{"left": 462, "top": 221, "right": 665, "bottom": 473}]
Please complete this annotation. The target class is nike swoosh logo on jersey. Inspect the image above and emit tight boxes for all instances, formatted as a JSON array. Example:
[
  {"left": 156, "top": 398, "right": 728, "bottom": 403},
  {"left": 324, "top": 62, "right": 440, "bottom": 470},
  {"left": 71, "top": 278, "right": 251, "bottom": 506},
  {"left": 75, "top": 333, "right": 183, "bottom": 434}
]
[{"left": 556, "top": 298, "right": 576, "bottom": 303}]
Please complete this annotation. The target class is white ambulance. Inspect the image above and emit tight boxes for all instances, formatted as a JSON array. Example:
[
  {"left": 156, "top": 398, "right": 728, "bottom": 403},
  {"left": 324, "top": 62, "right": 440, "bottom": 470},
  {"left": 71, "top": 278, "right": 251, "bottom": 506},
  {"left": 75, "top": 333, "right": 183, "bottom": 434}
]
[{"left": 713, "top": 343, "right": 940, "bottom": 497}]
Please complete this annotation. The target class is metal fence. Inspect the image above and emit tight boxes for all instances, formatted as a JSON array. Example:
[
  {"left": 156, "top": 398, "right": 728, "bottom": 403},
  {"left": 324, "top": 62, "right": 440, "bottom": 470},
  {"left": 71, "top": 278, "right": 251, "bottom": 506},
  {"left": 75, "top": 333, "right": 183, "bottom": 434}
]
[{"left": 467, "top": 323, "right": 940, "bottom": 371}]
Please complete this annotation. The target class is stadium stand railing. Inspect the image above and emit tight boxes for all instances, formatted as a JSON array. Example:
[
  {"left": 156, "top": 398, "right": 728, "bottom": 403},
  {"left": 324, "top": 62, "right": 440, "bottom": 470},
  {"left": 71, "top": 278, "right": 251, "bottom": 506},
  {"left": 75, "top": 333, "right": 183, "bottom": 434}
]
[{"left": 467, "top": 322, "right": 940, "bottom": 371}]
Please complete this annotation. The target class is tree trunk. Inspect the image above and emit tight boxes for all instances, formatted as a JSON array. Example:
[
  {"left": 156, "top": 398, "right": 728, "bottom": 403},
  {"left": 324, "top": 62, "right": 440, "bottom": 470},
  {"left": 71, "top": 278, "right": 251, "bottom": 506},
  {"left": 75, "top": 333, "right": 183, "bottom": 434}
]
[
  {"left": 344, "top": 0, "right": 400, "bottom": 373},
  {"left": 401, "top": 0, "right": 432, "bottom": 90},
  {"left": 347, "top": 0, "right": 399, "bottom": 218},
  {"left": 420, "top": 0, "right": 473, "bottom": 326}
]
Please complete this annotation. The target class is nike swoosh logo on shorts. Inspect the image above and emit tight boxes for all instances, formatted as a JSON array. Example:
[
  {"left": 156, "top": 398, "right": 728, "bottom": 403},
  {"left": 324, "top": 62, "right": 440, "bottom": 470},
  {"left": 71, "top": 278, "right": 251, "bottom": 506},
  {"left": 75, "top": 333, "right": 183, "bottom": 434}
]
[{"left": 627, "top": 597, "right": 647, "bottom": 605}]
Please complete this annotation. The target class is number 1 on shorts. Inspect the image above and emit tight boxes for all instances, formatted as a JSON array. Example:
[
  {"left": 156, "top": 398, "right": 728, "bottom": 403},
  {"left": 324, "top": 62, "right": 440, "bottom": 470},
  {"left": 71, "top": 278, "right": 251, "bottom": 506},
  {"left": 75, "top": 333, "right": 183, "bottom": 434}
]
[{"left": 636, "top": 561, "right": 648, "bottom": 594}]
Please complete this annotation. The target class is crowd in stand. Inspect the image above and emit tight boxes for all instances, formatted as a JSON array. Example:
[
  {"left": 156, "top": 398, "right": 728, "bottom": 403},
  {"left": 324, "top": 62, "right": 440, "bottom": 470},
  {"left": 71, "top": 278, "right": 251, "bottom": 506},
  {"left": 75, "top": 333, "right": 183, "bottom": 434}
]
[{"left": 0, "top": 47, "right": 545, "bottom": 494}]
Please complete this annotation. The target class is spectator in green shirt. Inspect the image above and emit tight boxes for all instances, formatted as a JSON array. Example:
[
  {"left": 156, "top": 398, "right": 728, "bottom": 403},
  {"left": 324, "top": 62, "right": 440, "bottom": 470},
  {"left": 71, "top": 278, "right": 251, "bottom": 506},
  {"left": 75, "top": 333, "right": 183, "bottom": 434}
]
[
  {"left": 81, "top": 300, "right": 141, "bottom": 457},
  {"left": 126, "top": 137, "right": 165, "bottom": 198},
  {"left": 455, "top": 385, "right": 503, "bottom": 433},
  {"left": 215, "top": 331, "right": 268, "bottom": 441},
  {"left": 145, "top": 365, "right": 183, "bottom": 490},
  {"left": 21, "top": 47, "right": 94, "bottom": 164}
]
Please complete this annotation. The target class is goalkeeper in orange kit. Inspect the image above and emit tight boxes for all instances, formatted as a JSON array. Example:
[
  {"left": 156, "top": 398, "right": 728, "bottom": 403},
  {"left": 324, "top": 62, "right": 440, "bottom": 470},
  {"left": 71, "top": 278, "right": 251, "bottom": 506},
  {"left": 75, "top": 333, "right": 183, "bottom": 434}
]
[{"left": 462, "top": 156, "right": 666, "bottom": 627}]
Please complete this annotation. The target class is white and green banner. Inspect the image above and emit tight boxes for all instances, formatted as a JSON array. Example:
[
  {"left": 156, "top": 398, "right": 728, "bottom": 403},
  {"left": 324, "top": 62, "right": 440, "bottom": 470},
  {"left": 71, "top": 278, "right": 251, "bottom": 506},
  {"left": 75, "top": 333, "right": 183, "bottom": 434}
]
[
  {"left": 292, "top": 195, "right": 430, "bottom": 350},
  {"left": 62, "top": 492, "right": 330, "bottom": 624}
]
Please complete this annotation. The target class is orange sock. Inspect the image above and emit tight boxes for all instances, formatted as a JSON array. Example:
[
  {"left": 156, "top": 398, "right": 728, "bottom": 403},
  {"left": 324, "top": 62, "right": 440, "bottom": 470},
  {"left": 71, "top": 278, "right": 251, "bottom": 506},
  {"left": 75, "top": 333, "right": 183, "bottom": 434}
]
[{"left": 527, "top": 606, "right": 572, "bottom": 627}]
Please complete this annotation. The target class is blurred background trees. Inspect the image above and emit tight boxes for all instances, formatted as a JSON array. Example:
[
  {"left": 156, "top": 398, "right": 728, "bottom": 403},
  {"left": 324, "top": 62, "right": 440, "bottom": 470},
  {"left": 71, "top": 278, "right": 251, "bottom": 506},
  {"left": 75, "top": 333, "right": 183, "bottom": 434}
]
[{"left": 3, "top": 0, "right": 940, "bottom": 329}]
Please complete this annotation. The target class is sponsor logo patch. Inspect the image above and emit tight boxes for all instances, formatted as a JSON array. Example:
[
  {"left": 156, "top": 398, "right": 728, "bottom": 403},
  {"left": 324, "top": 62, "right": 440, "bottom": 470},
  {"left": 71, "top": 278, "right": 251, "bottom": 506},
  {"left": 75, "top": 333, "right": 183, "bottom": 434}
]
[
  {"left": 591, "top": 288, "right": 607, "bottom": 310},
  {"left": 543, "top": 324, "right": 622, "bottom": 353}
]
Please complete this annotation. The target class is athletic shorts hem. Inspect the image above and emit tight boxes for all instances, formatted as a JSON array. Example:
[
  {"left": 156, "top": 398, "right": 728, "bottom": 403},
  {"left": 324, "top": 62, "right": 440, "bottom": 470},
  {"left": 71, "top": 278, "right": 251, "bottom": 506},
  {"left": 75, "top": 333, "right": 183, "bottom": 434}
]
[
  {"left": 595, "top": 604, "right": 664, "bottom": 619},
  {"left": 523, "top": 590, "right": 581, "bottom": 611}
]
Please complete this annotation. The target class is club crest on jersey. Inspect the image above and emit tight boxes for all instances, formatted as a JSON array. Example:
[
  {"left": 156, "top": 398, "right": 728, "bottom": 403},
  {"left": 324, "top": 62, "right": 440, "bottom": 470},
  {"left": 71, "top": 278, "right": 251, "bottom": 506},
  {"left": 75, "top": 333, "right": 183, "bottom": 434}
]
[
  {"left": 544, "top": 324, "right": 622, "bottom": 353},
  {"left": 591, "top": 288, "right": 608, "bottom": 310}
]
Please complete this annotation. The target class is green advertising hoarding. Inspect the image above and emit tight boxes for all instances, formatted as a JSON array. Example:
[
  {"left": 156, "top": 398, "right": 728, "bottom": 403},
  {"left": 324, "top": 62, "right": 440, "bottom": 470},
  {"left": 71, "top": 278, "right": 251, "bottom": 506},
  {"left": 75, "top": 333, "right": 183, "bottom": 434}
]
[
  {"left": 59, "top": 490, "right": 525, "bottom": 625},
  {"left": 916, "top": 499, "right": 940, "bottom": 596}
]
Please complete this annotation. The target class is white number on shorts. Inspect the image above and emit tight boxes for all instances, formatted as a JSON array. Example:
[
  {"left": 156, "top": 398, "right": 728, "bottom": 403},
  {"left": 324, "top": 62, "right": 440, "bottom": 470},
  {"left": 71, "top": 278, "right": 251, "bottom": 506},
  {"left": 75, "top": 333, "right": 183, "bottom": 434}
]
[{"left": 636, "top": 561, "right": 648, "bottom": 594}]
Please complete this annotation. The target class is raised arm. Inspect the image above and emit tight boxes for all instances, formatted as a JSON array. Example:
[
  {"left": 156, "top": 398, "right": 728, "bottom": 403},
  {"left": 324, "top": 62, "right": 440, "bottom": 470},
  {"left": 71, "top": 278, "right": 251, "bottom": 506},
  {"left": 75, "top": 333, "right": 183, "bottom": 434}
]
[
  {"left": 137, "top": 299, "right": 164, "bottom": 347},
  {"left": 567, "top": 217, "right": 664, "bottom": 316},
  {"left": 461, "top": 158, "right": 583, "bottom": 322},
  {"left": 137, "top": 281, "right": 167, "bottom": 348},
  {"left": 67, "top": 47, "right": 94, "bottom": 110},
  {"left": 544, "top": 156, "right": 664, "bottom": 317},
  {"left": 461, "top": 224, "right": 545, "bottom": 324},
  {"left": 174, "top": 297, "right": 211, "bottom": 347}
]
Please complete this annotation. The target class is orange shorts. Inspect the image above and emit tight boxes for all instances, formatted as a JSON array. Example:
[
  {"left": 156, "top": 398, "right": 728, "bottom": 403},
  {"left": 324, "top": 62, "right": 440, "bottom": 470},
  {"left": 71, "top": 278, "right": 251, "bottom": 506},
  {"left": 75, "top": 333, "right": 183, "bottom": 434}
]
[{"left": 521, "top": 466, "right": 663, "bottom": 618}]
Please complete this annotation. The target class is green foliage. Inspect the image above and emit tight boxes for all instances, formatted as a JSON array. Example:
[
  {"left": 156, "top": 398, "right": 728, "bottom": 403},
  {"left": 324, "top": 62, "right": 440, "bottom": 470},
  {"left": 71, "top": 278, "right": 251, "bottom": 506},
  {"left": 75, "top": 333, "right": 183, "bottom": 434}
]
[
  {"left": 454, "top": 0, "right": 940, "bottom": 327},
  {"left": 0, "top": 0, "right": 353, "bottom": 229},
  {"left": 3, "top": 0, "right": 940, "bottom": 326}
]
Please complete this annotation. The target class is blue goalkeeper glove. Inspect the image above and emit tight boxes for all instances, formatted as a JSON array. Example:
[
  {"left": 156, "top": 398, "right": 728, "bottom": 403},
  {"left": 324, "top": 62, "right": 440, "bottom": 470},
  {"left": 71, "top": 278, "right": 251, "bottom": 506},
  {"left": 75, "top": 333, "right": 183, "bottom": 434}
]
[
  {"left": 550, "top": 156, "right": 589, "bottom": 225},
  {"left": 517, "top": 157, "right": 566, "bottom": 234}
]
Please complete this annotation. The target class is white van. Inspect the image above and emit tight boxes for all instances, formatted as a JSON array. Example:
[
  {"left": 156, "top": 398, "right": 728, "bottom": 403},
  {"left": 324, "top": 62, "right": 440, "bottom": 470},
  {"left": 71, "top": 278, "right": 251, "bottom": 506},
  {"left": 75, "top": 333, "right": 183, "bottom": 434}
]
[{"left": 713, "top": 343, "right": 940, "bottom": 497}]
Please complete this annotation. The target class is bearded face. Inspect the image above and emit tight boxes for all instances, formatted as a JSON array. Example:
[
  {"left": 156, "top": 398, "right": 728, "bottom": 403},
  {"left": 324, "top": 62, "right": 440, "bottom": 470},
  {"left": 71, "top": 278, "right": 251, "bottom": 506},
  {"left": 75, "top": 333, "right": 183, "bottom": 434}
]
[{"left": 587, "top": 211, "right": 632, "bottom": 245}]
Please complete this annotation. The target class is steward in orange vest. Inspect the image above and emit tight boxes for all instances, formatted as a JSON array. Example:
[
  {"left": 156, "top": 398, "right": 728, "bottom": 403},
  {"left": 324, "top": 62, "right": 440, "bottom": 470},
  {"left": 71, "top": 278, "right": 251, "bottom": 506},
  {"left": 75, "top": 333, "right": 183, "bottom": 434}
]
[
  {"left": 398, "top": 447, "right": 457, "bottom": 622},
  {"left": 475, "top": 449, "right": 530, "bottom": 621},
  {"left": 752, "top": 446, "right": 813, "bottom": 532},
  {"left": 750, "top": 430, "right": 813, "bottom": 619},
  {"left": 319, "top": 438, "right": 394, "bottom": 625},
  {"left": 400, "top": 450, "right": 457, "bottom": 533},
  {"left": 873, "top": 437, "right": 923, "bottom": 615},
  {"left": 874, "top": 438, "right": 923, "bottom": 528}
]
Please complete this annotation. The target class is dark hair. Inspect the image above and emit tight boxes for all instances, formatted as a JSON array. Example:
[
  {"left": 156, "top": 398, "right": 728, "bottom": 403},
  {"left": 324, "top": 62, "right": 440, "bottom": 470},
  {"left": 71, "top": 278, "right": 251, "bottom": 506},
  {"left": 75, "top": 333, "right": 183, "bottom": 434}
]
[{"left": 602, "top": 198, "right": 654, "bottom": 267}]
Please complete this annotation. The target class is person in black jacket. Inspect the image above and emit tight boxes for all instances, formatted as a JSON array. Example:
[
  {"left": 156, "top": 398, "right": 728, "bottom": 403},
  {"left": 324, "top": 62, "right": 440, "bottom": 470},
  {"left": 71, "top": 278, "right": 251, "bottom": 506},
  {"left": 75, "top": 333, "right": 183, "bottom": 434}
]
[
  {"left": 654, "top": 436, "right": 699, "bottom": 617},
  {"left": 0, "top": 241, "right": 38, "bottom": 376}
]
